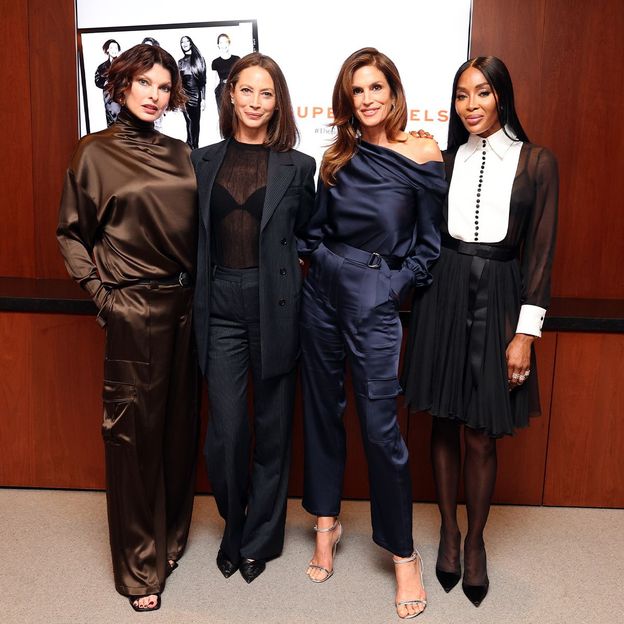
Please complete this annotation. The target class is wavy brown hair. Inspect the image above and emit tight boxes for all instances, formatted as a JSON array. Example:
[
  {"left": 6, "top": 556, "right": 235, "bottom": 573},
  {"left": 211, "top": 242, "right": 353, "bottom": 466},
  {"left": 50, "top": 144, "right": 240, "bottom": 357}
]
[
  {"left": 320, "top": 47, "right": 408, "bottom": 186},
  {"left": 219, "top": 52, "right": 298, "bottom": 152},
  {"left": 105, "top": 43, "right": 187, "bottom": 111}
]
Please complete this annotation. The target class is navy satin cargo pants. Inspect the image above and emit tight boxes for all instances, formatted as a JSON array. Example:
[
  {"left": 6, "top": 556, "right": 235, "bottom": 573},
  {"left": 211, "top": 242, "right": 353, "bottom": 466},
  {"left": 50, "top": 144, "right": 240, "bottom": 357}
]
[{"left": 300, "top": 242, "right": 414, "bottom": 557}]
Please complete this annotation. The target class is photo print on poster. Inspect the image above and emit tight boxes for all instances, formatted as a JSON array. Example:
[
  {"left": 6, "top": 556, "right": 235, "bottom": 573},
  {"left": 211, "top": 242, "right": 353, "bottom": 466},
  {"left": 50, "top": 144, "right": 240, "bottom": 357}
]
[{"left": 78, "top": 20, "right": 258, "bottom": 147}]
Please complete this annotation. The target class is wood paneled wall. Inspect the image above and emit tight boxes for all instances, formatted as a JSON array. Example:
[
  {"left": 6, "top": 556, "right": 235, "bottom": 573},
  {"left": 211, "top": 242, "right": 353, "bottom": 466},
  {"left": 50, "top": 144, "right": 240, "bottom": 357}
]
[
  {"left": 0, "top": 313, "right": 104, "bottom": 487},
  {"left": 1, "top": 1, "right": 623, "bottom": 508},
  {"left": 544, "top": 333, "right": 624, "bottom": 507},
  {"left": 29, "top": 0, "right": 79, "bottom": 278},
  {"left": 3, "top": 314, "right": 622, "bottom": 508},
  {"left": 0, "top": 2, "right": 35, "bottom": 277},
  {"left": 471, "top": 0, "right": 624, "bottom": 299},
  {"left": 0, "top": 0, "right": 622, "bottom": 297}
]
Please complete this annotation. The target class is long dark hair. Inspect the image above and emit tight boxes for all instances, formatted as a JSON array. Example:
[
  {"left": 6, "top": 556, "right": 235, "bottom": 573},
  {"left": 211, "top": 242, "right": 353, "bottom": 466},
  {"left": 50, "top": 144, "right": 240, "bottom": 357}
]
[
  {"left": 320, "top": 47, "right": 408, "bottom": 186},
  {"left": 180, "top": 35, "right": 205, "bottom": 84},
  {"left": 219, "top": 52, "right": 298, "bottom": 152},
  {"left": 447, "top": 56, "right": 529, "bottom": 150}
]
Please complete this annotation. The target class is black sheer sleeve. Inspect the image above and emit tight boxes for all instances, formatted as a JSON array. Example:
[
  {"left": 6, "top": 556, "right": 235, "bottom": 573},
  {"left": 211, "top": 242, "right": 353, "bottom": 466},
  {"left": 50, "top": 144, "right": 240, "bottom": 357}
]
[{"left": 520, "top": 147, "right": 558, "bottom": 309}]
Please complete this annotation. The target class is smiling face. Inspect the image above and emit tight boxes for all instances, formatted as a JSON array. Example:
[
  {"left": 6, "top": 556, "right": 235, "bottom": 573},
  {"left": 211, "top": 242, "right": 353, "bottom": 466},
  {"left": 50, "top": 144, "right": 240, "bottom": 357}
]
[
  {"left": 123, "top": 63, "right": 172, "bottom": 122},
  {"left": 351, "top": 64, "right": 394, "bottom": 135},
  {"left": 231, "top": 66, "right": 276, "bottom": 142},
  {"left": 454, "top": 66, "right": 502, "bottom": 138},
  {"left": 180, "top": 37, "right": 191, "bottom": 53}
]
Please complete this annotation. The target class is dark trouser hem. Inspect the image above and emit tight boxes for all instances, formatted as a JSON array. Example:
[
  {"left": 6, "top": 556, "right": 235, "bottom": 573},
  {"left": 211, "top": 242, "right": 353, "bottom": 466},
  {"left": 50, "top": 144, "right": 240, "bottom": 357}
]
[
  {"left": 301, "top": 501, "right": 341, "bottom": 518},
  {"left": 117, "top": 583, "right": 162, "bottom": 597},
  {"left": 239, "top": 549, "right": 283, "bottom": 562},
  {"left": 373, "top": 534, "right": 414, "bottom": 558}
]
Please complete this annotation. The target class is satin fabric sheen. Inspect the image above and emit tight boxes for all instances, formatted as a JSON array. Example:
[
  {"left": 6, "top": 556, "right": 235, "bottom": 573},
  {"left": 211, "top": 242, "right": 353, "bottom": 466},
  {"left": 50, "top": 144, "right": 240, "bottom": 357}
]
[
  {"left": 57, "top": 108, "right": 199, "bottom": 596},
  {"left": 300, "top": 143, "right": 446, "bottom": 554},
  {"left": 299, "top": 140, "right": 446, "bottom": 301},
  {"left": 57, "top": 107, "right": 198, "bottom": 316}
]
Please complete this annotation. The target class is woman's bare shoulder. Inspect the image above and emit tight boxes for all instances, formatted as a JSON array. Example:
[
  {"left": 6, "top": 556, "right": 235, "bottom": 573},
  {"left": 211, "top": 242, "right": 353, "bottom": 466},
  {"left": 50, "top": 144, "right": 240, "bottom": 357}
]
[{"left": 402, "top": 133, "right": 443, "bottom": 164}]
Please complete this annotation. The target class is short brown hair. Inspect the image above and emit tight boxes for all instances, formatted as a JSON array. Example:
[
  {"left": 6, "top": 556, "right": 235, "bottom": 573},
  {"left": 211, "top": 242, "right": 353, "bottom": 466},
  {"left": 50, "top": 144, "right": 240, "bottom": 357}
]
[
  {"left": 219, "top": 52, "right": 298, "bottom": 152},
  {"left": 105, "top": 43, "right": 187, "bottom": 111},
  {"left": 321, "top": 47, "right": 408, "bottom": 186}
]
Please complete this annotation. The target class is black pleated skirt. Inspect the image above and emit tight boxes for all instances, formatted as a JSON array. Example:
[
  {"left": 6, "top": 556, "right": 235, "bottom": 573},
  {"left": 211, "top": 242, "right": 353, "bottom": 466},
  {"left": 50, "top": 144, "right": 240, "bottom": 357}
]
[{"left": 401, "top": 247, "right": 540, "bottom": 437}]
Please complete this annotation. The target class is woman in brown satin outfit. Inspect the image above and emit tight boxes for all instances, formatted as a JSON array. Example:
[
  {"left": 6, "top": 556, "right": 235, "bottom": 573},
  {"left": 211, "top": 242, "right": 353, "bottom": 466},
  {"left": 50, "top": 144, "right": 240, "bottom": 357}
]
[{"left": 57, "top": 44, "right": 198, "bottom": 612}]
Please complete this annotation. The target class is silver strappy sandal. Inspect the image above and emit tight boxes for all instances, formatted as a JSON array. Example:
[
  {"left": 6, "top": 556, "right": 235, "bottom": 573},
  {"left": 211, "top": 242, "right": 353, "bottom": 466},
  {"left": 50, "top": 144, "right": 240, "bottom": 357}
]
[
  {"left": 393, "top": 550, "right": 427, "bottom": 619},
  {"left": 306, "top": 518, "right": 342, "bottom": 583}
]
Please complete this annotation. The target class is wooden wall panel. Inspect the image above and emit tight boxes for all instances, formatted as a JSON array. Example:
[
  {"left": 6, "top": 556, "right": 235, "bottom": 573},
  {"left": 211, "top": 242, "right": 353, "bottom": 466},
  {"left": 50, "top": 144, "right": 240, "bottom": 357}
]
[
  {"left": 194, "top": 384, "right": 211, "bottom": 493},
  {"left": 471, "top": 0, "right": 547, "bottom": 140},
  {"left": 472, "top": 0, "right": 624, "bottom": 299},
  {"left": 544, "top": 332, "right": 624, "bottom": 507},
  {"left": 538, "top": 0, "right": 624, "bottom": 299},
  {"left": 29, "top": 0, "right": 80, "bottom": 279},
  {"left": 495, "top": 332, "right": 557, "bottom": 503},
  {"left": 407, "top": 410, "right": 436, "bottom": 502},
  {"left": 0, "top": 314, "right": 34, "bottom": 484},
  {"left": 0, "top": 1, "right": 35, "bottom": 277},
  {"left": 31, "top": 315, "right": 105, "bottom": 488},
  {"left": 287, "top": 382, "right": 305, "bottom": 496}
]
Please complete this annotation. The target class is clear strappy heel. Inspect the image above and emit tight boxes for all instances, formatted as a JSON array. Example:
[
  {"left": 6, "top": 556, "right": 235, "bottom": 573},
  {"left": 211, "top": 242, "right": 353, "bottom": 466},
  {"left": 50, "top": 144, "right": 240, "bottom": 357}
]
[
  {"left": 306, "top": 518, "right": 342, "bottom": 583},
  {"left": 393, "top": 550, "right": 427, "bottom": 619}
]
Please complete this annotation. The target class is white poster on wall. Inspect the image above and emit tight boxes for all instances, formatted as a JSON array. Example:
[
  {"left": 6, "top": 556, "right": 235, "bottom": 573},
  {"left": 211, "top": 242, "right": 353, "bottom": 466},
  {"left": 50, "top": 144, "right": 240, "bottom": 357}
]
[{"left": 76, "top": 0, "right": 471, "bottom": 161}]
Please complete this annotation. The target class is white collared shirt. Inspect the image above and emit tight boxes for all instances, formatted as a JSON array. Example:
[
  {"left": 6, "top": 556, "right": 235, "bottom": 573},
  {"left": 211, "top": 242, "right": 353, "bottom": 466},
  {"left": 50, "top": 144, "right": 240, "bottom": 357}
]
[
  {"left": 448, "top": 127, "right": 545, "bottom": 337},
  {"left": 448, "top": 126, "right": 522, "bottom": 243}
]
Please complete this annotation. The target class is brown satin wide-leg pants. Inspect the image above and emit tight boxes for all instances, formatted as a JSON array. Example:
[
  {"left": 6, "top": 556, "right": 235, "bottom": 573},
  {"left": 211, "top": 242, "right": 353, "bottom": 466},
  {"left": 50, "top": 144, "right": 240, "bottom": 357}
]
[{"left": 102, "top": 282, "right": 199, "bottom": 597}]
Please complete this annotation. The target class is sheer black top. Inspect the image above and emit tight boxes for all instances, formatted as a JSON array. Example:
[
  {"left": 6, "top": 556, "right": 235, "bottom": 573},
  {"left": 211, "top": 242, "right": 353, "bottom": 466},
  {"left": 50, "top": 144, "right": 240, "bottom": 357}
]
[{"left": 210, "top": 138, "right": 269, "bottom": 268}]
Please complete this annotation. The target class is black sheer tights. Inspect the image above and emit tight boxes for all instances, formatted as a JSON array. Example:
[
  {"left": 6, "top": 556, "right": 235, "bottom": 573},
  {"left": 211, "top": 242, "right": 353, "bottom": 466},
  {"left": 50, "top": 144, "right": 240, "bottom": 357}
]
[{"left": 431, "top": 418, "right": 497, "bottom": 584}]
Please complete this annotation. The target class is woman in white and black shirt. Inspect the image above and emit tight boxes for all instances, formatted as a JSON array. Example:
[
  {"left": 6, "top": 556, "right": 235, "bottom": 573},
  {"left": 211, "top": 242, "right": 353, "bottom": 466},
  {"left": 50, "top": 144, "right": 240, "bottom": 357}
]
[{"left": 402, "top": 56, "right": 558, "bottom": 607}]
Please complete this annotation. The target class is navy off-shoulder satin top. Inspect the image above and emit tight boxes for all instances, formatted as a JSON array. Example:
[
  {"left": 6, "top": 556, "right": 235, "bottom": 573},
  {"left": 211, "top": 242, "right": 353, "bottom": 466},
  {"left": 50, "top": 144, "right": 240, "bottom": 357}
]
[{"left": 299, "top": 139, "right": 447, "bottom": 294}]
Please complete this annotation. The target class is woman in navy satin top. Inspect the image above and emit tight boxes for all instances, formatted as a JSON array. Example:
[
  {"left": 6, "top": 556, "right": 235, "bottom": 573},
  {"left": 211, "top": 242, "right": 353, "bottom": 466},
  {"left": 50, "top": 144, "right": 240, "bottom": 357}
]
[{"left": 298, "top": 47, "right": 446, "bottom": 620}]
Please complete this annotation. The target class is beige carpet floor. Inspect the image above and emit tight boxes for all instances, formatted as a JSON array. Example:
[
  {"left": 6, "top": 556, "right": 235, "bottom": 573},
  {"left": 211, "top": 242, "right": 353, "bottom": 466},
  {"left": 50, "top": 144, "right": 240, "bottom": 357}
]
[{"left": 0, "top": 489, "right": 622, "bottom": 623}]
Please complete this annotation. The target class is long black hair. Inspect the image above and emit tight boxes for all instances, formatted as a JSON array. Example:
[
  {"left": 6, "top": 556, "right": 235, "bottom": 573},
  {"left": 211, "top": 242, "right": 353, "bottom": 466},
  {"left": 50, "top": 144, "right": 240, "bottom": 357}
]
[
  {"left": 180, "top": 35, "right": 206, "bottom": 84},
  {"left": 447, "top": 56, "right": 529, "bottom": 150}
]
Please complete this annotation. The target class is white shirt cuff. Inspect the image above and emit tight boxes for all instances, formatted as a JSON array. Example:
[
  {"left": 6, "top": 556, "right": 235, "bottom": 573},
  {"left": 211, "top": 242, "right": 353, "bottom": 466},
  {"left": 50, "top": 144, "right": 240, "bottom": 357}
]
[{"left": 515, "top": 304, "right": 546, "bottom": 337}]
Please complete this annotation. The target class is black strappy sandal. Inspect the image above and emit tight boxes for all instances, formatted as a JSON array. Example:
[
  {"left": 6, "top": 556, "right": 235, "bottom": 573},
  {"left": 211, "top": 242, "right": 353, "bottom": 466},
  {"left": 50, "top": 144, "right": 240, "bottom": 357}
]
[{"left": 129, "top": 594, "right": 161, "bottom": 612}]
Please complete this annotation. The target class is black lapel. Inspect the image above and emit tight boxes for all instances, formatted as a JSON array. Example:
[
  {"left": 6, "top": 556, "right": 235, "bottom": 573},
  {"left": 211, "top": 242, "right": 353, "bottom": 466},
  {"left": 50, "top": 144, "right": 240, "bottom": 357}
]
[
  {"left": 196, "top": 139, "right": 229, "bottom": 231},
  {"left": 261, "top": 150, "right": 295, "bottom": 231}
]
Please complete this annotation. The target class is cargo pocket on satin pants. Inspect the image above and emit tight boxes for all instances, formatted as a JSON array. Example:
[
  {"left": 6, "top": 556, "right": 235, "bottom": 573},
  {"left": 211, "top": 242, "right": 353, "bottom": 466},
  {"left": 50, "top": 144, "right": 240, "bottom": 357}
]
[
  {"left": 365, "top": 378, "right": 402, "bottom": 442},
  {"left": 102, "top": 360, "right": 138, "bottom": 447}
]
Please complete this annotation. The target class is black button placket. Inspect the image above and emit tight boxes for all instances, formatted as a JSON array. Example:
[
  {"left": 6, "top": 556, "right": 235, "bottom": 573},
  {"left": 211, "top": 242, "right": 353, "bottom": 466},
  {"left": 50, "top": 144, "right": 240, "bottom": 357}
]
[{"left": 475, "top": 138, "right": 486, "bottom": 241}]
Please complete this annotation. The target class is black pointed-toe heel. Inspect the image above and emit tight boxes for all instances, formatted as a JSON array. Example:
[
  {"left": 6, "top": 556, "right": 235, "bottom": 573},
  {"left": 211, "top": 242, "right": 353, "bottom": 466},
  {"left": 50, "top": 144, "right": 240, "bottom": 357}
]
[
  {"left": 239, "top": 558, "right": 266, "bottom": 584},
  {"left": 462, "top": 538, "right": 489, "bottom": 606},
  {"left": 435, "top": 566, "right": 461, "bottom": 593},
  {"left": 435, "top": 530, "right": 461, "bottom": 592},
  {"left": 166, "top": 559, "right": 178, "bottom": 578},
  {"left": 462, "top": 576, "right": 489, "bottom": 607},
  {"left": 216, "top": 549, "right": 239, "bottom": 578}
]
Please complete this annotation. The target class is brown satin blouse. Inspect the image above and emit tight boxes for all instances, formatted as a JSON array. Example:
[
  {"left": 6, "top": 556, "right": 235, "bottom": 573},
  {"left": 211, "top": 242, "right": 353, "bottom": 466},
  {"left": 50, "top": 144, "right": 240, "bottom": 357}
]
[{"left": 56, "top": 108, "right": 198, "bottom": 311}]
